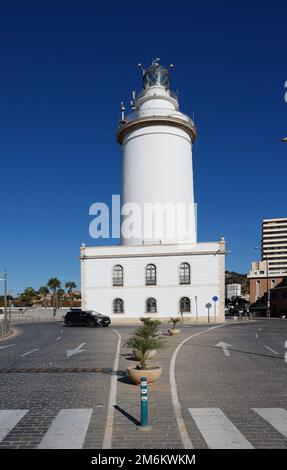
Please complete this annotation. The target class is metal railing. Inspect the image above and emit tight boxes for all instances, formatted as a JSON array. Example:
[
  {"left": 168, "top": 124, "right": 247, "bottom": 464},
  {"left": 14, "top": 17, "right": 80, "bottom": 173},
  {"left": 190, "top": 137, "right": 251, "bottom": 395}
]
[{"left": 123, "top": 108, "right": 195, "bottom": 126}]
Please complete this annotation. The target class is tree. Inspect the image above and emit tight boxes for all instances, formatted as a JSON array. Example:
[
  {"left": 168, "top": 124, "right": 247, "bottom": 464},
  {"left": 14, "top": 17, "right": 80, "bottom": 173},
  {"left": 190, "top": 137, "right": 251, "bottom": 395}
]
[
  {"left": 38, "top": 286, "right": 49, "bottom": 309},
  {"left": 65, "top": 281, "right": 77, "bottom": 306},
  {"left": 124, "top": 320, "right": 165, "bottom": 370},
  {"left": 57, "top": 288, "right": 65, "bottom": 309},
  {"left": 47, "top": 278, "right": 61, "bottom": 316},
  {"left": 20, "top": 287, "right": 37, "bottom": 306}
]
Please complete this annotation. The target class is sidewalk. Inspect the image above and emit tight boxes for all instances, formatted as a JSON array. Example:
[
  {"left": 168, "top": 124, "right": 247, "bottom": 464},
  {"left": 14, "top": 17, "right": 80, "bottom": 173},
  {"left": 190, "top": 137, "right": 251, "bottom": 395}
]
[{"left": 112, "top": 326, "right": 196, "bottom": 449}]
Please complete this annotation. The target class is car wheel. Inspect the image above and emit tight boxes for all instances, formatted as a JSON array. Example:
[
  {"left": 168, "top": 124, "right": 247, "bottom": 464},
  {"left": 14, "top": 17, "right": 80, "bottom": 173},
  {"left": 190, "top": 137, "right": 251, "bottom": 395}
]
[{"left": 66, "top": 321, "right": 73, "bottom": 327}]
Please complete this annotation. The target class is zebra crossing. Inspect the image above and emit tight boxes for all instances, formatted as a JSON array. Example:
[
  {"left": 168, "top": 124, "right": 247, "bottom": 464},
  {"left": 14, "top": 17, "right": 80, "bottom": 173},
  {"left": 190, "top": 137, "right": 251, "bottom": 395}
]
[
  {"left": 188, "top": 407, "right": 287, "bottom": 449},
  {"left": 0, "top": 407, "right": 287, "bottom": 448}
]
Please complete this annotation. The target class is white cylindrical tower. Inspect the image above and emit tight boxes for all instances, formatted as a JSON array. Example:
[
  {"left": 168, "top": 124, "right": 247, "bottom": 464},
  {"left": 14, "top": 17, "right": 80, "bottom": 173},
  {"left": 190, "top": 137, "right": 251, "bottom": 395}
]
[{"left": 117, "top": 59, "right": 197, "bottom": 246}]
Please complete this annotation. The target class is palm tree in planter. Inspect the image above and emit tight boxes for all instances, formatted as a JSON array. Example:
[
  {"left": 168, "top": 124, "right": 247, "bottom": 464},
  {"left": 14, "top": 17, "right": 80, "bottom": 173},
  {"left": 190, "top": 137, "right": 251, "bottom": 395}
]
[
  {"left": 168, "top": 317, "right": 181, "bottom": 335},
  {"left": 47, "top": 278, "right": 61, "bottom": 317},
  {"left": 124, "top": 321, "right": 166, "bottom": 384},
  {"left": 133, "top": 318, "right": 162, "bottom": 360}
]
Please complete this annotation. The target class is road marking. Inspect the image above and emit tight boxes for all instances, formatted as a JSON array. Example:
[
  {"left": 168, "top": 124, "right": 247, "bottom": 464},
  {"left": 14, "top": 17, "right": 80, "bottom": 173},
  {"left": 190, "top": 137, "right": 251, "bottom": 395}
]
[
  {"left": 38, "top": 408, "right": 92, "bottom": 449},
  {"left": 215, "top": 341, "right": 232, "bottom": 356},
  {"left": 20, "top": 348, "right": 39, "bottom": 357},
  {"left": 255, "top": 334, "right": 258, "bottom": 338},
  {"left": 56, "top": 337, "right": 61, "bottom": 341},
  {"left": 285, "top": 340, "right": 287, "bottom": 364},
  {"left": 0, "top": 410, "right": 28, "bottom": 442},
  {"left": 170, "top": 323, "right": 227, "bottom": 449},
  {"left": 102, "top": 329, "right": 121, "bottom": 449},
  {"left": 66, "top": 343, "right": 85, "bottom": 359},
  {"left": 188, "top": 408, "right": 254, "bottom": 449},
  {"left": 258, "top": 328, "right": 262, "bottom": 331},
  {"left": 265, "top": 346, "right": 279, "bottom": 355},
  {"left": 253, "top": 408, "right": 287, "bottom": 438},
  {"left": 0, "top": 343, "right": 16, "bottom": 350}
]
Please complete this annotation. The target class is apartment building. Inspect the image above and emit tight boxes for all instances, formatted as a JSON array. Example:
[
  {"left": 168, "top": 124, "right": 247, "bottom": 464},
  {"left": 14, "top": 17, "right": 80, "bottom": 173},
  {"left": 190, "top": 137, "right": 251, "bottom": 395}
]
[{"left": 262, "top": 218, "right": 287, "bottom": 275}]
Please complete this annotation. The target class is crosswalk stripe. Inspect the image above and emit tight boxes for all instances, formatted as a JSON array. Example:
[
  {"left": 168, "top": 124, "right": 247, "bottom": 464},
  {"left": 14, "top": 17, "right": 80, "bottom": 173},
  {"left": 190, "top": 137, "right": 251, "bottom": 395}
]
[
  {"left": 253, "top": 408, "right": 287, "bottom": 438},
  {"left": 0, "top": 410, "right": 28, "bottom": 442},
  {"left": 38, "top": 409, "right": 93, "bottom": 449},
  {"left": 188, "top": 408, "right": 254, "bottom": 449}
]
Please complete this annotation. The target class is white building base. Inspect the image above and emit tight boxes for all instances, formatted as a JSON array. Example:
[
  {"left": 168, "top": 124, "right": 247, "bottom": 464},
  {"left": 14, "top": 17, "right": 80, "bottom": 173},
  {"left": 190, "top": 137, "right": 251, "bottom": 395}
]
[{"left": 80, "top": 239, "right": 226, "bottom": 324}]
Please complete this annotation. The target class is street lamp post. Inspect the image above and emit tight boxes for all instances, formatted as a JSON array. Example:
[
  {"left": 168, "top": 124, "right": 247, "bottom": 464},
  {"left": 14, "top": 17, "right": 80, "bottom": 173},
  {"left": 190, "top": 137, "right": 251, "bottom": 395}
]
[
  {"left": 254, "top": 247, "right": 270, "bottom": 318},
  {"left": 0, "top": 271, "right": 8, "bottom": 335},
  {"left": 266, "top": 258, "right": 271, "bottom": 319}
]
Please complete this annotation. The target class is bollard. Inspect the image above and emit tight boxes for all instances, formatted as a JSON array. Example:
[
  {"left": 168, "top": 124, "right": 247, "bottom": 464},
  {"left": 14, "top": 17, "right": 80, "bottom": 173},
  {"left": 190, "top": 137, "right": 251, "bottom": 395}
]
[
  {"left": 140, "top": 377, "right": 148, "bottom": 427},
  {"left": 137, "top": 377, "right": 152, "bottom": 431}
]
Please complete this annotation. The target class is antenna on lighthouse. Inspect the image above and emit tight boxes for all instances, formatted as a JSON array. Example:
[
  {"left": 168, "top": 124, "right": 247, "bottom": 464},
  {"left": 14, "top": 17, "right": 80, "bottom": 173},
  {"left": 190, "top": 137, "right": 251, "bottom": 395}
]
[
  {"left": 137, "top": 63, "right": 145, "bottom": 75},
  {"left": 130, "top": 91, "right": 136, "bottom": 110},
  {"left": 120, "top": 102, "right": 126, "bottom": 122}
]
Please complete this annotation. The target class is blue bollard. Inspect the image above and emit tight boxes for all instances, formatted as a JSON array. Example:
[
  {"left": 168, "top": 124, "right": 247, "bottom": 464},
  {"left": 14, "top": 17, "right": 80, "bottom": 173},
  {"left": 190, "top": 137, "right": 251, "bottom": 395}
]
[{"left": 140, "top": 377, "right": 148, "bottom": 427}]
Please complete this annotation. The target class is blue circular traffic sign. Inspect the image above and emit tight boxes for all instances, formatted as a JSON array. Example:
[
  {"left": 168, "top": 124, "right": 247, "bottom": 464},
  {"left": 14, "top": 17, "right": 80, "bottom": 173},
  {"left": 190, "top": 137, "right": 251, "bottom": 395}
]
[{"left": 212, "top": 296, "right": 219, "bottom": 302}]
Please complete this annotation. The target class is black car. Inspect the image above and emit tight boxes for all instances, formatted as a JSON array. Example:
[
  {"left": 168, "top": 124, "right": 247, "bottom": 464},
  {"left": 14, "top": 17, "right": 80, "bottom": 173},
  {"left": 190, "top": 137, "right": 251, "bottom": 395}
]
[{"left": 64, "top": 310, "right": 111, "bottom": 327}]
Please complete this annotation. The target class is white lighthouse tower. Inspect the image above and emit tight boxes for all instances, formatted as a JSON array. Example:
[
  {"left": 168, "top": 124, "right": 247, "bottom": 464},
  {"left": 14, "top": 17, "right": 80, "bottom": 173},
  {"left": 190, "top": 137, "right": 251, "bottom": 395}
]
[
  {"left": 81, "top": 60, "right": 226, "bottom": 324},
  {"left": 118, "top": 59, "right": 196, "bottom": 246}
]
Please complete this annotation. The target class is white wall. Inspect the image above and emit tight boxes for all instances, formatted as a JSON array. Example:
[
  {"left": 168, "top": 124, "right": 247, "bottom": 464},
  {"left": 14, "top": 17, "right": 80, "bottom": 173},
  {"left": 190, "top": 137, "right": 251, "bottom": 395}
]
[{"left": 81, "top": 243, "right": 225, "bottom": 323}]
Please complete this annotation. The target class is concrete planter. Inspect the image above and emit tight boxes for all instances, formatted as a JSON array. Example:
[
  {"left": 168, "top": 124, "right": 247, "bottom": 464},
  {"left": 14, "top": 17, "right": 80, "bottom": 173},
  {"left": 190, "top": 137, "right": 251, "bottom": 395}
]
[
  {"left": 127, "top": 366, "right": 162, "bottom": 385},
  {"left": 168, "top": 329, "right": 181, "bottom": 335},
  {"left": 132, "top": 349, "right": 157, "bottom": 360}
]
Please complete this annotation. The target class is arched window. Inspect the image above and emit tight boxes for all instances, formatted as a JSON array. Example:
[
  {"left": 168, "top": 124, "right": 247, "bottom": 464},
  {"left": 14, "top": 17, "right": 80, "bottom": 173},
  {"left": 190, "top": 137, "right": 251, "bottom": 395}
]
[
  {"left": 179, "top": 262, "right": 190, "bottom": 285},
  {"left": 146, "top": 264, "right": 156, "bottom": 285},
  {"left": 180, "top": 297, "right": 191, "bottom": 313},
  {"left": 146, "top": 297, "right": 157, "bottom": 313},
  {"left": 113, "top": 298, "right": 124, "bottom": 313},
  {"left": 113, "top": 265, "right": 123, "bottom": 286}
]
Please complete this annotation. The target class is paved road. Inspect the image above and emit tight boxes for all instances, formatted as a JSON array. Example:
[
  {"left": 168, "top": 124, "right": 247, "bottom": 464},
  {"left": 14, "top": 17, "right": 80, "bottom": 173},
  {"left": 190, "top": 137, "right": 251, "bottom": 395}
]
[
  {"left": 178, "top": 319, "right": 287, "bottom": 449},
  {"left": 0, "top": 319, "right": 287, "bottom": 449}
]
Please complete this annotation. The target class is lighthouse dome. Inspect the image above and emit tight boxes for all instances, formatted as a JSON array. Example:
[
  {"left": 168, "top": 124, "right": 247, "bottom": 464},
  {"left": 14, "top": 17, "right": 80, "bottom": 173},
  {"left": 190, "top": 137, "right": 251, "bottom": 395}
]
[{"left": 143, "top": 59, "right": 170, "bottom": 90}]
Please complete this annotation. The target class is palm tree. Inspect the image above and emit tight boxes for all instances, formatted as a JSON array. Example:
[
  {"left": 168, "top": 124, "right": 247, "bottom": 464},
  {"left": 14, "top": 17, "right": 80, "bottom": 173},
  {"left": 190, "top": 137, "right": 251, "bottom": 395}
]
[
  {"left": 65, "top": 281, "right": 77, "bottom": 307},
  {"left": 38, "top": 286, "right": 49, "bottom": 309},
  {"left": 47, "top": 278, "right": 61, "bottom": 316},
  {"left": 20, "top": 287, "right": 37, "bottom": 306},
  {"left": 57, "top": 288, "right": 65, "bottom": 309}
]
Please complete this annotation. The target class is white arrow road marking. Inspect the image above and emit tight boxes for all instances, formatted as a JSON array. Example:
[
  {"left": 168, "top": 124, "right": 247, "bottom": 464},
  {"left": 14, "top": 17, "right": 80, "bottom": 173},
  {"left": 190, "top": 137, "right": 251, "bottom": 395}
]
[
  {"left": 0, "top": 343, "right": 16, "bottom": 350},
  {"left": 56, "top": 337, "right": 61, "bottom": 341},
  {"left": 215, "top": 342, "right": 233, "bottom": 356},
  {"left": 21, "top": 348, "right": 39, "bottom": 357},
  {"left": 66, "top": 343, "right": 86, "bottom": 359},
  {"left": 265, "top": 346, "right": 279, "bottom": 355}
]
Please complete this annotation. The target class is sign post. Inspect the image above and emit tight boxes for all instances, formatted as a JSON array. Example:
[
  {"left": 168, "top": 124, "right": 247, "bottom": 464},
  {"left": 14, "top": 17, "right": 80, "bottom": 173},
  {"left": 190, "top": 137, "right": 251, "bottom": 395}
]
[
  {"left": 212, "top": 296, "right": 219, "bottom": 323},
  {"left": 205, "top": 303, "right": 212, "bottom": 323}
]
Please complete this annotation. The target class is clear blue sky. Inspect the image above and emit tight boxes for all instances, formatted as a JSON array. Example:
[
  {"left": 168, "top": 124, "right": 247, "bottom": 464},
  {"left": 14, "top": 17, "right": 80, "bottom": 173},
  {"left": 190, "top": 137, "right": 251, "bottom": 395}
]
[{"left": 0, "top": 1, "right": 287, "bottom": 294}]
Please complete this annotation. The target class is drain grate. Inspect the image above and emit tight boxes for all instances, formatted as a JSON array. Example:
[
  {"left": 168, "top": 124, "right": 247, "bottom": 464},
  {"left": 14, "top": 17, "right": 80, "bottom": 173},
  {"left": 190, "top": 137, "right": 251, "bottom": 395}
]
[{"left": 0, "top": 367, "right": 126, "bottom": 375}]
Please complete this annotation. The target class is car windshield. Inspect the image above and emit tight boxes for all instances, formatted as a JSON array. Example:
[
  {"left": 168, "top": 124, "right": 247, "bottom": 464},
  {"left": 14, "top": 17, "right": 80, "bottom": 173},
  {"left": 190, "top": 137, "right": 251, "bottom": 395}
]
[{"left": 89, "top": 311, "right": 103, "bottom": 317}]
